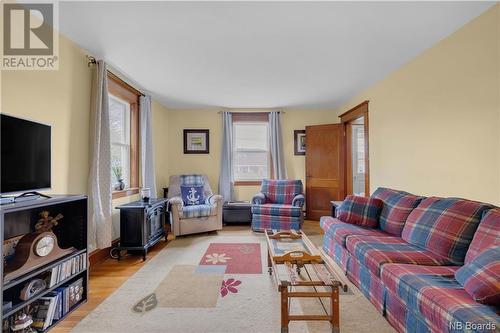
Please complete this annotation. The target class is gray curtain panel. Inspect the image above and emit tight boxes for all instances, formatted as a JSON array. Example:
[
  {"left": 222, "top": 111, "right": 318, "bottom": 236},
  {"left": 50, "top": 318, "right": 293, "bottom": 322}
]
[
  {"left": 87, "top": 60, "right": 112, "bottom": 252},
  {"left": 269, "top": 111, "right": 287, "bottom": 179},
  {"left": 140, "top": 95, "right": 157, "bottom": 198},
  {"left": 218, "top": 112, "right": 234, "bottom": 202}
]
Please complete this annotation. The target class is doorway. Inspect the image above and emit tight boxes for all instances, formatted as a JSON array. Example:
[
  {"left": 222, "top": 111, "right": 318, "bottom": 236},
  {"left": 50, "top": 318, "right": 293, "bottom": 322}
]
[{"left": 340, "top": 101, "right": 370, "bottom": 197}]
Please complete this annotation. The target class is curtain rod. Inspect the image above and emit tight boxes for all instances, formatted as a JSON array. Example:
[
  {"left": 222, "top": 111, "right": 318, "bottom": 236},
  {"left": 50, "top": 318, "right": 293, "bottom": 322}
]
[
  {"left": 217, "top": 111, "right": 285, "bottom": 114},
  {"left": 86, "top": 55, "right": 146, "bottom": 97}
]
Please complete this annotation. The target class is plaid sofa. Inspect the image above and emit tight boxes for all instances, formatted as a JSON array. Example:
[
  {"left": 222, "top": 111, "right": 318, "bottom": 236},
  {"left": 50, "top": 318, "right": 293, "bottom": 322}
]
[
  {"left": 321, "top": 188, "right": 499, "bottom": 333},
  {"left": 251, "top": 179, "right": 304, "bottom": 231}
]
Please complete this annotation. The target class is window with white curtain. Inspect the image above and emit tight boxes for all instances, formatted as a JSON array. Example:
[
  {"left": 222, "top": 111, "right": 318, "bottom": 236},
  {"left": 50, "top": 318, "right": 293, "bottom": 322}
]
[{"left": 232, "top": 121, "right": 270, "bottom": 182}]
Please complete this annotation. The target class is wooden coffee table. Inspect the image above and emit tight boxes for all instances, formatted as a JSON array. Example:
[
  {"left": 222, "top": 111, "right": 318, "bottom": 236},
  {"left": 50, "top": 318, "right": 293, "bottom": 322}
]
[{"left": 265, "top": 229, "right": 348, "bottom": 333}]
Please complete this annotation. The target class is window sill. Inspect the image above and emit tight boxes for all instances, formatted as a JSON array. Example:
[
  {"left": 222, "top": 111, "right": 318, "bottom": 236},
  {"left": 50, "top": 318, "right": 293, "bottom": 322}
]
[
  {"left": 112, "top": 188, "right": 139, "bottom": 199},
  {"left": 234, "top": 181, "right": 262, "bottom": 186}
]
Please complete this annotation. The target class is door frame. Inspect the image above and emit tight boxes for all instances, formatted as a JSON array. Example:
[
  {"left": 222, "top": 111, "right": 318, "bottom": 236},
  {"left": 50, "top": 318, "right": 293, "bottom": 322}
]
[{"left": 339, "top": 100, "right": 370, "bottom": 197}]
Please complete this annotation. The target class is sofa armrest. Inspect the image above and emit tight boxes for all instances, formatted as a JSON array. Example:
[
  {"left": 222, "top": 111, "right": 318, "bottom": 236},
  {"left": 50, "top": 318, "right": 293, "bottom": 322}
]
[
  {"left": 205, "top": 194, "right": 223, "bottom": 207},
  {"left": 292, "top": 194, "right": 305, "bottom": 207},
  {"left": 252, "top": 192, "right": 266, "bottom": 205},
  {"left": 168, "top": 196, "right": 184, "bottom": 212}
]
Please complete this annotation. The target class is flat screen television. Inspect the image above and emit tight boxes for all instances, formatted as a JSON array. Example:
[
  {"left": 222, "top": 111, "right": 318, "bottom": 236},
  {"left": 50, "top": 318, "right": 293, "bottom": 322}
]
[{"left": 1, "top": 114, "right": 51, "bottom": 194}]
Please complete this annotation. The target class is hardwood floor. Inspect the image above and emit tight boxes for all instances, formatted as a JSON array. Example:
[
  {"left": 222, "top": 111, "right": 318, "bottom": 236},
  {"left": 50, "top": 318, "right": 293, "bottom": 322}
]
[{"left": 51, "top": 221, "right": 323, "bottom": 332}]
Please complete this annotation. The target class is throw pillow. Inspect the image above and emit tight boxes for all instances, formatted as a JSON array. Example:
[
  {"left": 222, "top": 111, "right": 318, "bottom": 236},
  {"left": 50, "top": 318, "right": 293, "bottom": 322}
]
[
  {"left": 401, "top": 197, "right": 492, "bottom": 265},
  {"left": 337, "top": 195, "right": 383, "bottom": 227},
  {"left": 455, "top": 246, "right": 500, "bottom": 305},
  {"left": 180, "top": 185, "right": 205, "bottom": 206},
  {"left": 371, "top": 187, "right": 423, "bottom": 236}
]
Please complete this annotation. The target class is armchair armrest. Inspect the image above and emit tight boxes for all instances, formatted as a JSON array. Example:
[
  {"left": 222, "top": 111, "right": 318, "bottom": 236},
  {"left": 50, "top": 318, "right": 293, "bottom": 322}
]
[
  {"left": 292, "top": 194, "right": 305, "bottom": 207},
  {"left": 168, "top": 196, "right": 184, "bottom": 212},
  {"left": 205, "top": 194, "right": 223, "bottom": 207},
  {"left": 252, "top": 192, "right": 266, "bottom": 205}
]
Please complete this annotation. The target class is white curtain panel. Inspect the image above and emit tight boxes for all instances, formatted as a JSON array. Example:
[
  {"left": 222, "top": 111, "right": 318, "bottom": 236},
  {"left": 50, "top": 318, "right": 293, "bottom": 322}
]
[
  {"left": 218, "top": 112, "right": 234, "bottom": 202},
  {"left": 269, "top": 111, "right": 287, "bottom": 179},
  {"left": 87, "top": 60, "right": 112, "bottom": 252},
  {"left": 140, "top": 95, "right": 157, "bottom": 198}
]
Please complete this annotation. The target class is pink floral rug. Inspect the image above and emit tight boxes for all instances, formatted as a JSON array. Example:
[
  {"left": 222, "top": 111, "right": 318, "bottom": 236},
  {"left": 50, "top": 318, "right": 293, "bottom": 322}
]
[{"left": 198, "top": 243, "right": 262, "bottom": 274}]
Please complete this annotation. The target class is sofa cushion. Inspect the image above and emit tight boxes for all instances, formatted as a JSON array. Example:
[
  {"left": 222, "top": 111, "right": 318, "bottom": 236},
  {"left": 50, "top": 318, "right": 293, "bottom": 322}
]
[
  {"left": 346, "top": 235, "right": 452, "bottom": 277},
  {"left": 337, "top": 195, "right": 383, "bottom": 227},
  {"left": 381, "top": 263, "right": 499, "bottom": 332},
  {"left": 320, "top": 216, "right": 391, "bottom": 248},
  {"left": 401, "top": 197, "right": 492, "bottom": 264},
  {"left": 251, "top": 203, "right": 302, "bottom": 217},
  {"left": 180, "top": 204, "right": 216, "bottom": 218},
  {"left": 455, "top": 246, "right": 500, "bottom": 305},
  {"left": 260, "top": 179, "right": 303, "bottom": 204},
  {"left": 371, "top": 187, "right": 424, "bottom": 236},
  {"left": 180, "top": 174, "right": 204, "bottom": 186},
  {"left": 465, "top": 209, "right": 500, "bottom": 264}
]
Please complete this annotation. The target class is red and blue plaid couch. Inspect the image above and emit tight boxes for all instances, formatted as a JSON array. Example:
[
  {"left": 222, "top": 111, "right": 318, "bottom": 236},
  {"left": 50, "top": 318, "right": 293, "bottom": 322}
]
[
  {"left": 321, "top": 188, "right": 499, "bottom": 333},
  {"left": 251, "top": 179, "right": 304, "bottom": 231}
]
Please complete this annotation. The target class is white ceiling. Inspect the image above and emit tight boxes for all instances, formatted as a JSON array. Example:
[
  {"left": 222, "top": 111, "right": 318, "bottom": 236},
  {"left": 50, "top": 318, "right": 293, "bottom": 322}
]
[{"left": 59, "top": 1, "right": 494, "bottom": 109}]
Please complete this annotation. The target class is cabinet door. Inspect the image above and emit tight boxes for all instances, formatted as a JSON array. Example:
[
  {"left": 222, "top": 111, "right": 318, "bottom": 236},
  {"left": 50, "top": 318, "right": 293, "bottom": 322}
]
[
  {"left": 146, "top": 205, "right": 164, "bottom": 241},
  {"left": 120, "top": 210, "right": 143, "bottom": 246},
  {"left": 305, "top": 124, "right": 345, "bottom": 220}
]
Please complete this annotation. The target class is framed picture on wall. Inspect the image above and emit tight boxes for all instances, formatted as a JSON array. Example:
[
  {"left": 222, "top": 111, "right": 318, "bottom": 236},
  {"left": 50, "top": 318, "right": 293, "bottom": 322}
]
[
  {"left": 184, "top": 129, "right": 210, "bottom": 154},
  {"left": 294, "top": 130, "right": 306, "bottom": 155}
]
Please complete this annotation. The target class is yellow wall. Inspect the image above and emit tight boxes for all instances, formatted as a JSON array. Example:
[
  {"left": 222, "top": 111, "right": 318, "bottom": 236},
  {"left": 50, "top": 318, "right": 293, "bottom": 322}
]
[
  {"left": 1, "top": 35, "right": 171, "bottom": 239},
  {"left": 1, "top": 35, "right": 92, "bottom": 195},
  {"left": 166, "top": 108, "right": 338, "bottom": 200},
  {"left": 336, "top": 5, "right": 500, "bottom": 205}
]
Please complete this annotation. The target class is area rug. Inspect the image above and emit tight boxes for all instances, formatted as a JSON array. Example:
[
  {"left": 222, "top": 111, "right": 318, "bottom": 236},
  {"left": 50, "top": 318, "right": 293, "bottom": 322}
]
[
  {"left": 154, "top": 265, "right": 224, "bottom": 307},
  {"left": 199, "top": 242, "right": 262, "bottom": 274},
  {"left": 71, "top": 228, "right": 395, "bottom": 333}
]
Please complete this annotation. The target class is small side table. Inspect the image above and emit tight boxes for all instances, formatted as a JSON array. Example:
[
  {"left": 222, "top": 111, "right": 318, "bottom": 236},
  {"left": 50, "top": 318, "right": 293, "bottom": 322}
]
[
  {"left": 330, "top": 201, "right": 343, "bottom": 217},
  {"left": 223, "top": 201, "right": 252, "bottom": 224},
  {"left": 114, "top": 198, "right": 169, "bottom": 261}
]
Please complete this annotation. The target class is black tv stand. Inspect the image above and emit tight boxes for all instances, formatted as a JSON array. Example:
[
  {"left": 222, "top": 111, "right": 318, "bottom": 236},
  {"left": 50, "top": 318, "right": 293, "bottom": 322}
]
[{"left": 16, "top": 191, "right": 51, "bottom": 199}]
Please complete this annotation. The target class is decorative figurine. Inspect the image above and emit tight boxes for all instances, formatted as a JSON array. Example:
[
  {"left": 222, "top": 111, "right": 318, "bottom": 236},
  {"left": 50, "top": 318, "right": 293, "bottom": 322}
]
[{"left": 35, "top": 211, "right": 63, "bottom": 233}]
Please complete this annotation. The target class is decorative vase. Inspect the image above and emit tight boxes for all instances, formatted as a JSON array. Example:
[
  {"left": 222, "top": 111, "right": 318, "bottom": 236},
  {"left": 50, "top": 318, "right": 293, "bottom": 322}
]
[{"left": 118, "top": 179, "right": 125, "bottom": 191}]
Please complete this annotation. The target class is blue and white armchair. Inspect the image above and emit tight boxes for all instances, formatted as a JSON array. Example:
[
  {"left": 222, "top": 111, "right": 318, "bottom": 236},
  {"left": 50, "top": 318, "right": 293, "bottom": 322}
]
[{"left": 168, "top": 174, "right": 223, "bottom": 237}]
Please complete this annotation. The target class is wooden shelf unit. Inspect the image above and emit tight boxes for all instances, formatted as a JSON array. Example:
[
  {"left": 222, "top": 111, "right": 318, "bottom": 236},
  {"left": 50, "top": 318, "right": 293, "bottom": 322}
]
[{"left": 1, "top": 195, "right": 88, "bottom": 332}]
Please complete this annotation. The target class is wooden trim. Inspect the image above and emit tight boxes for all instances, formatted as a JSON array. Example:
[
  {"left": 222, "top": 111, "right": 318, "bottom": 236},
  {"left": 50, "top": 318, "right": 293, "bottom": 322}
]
[
  {"left": 232, "top": 112, "right": 269, "bottom": 122},
  {"left": 183, "top": 129, "right": 210, "bottom": 154},
  {"left": 339, "top": 100, "right": 369, "bottom": 123},
  {"left": 107, "top": 71, "right": 143, "bottom": 97},
  {"left": 345, "top": 124, "right": 354, "bottom": 196},
  {"left": 107, "top": 72, "right": 141, "bottom": 191},
  {"left": 234, "top": 180, "right": 262, "bottom": 186},
  {"left": 89, "top": 238, "right": 120, "bottom": 269},
  {"left": 340, "top": 101, "right": 370, "bottom": 196},
  {"left": 112, "top": 188, "right": 139, "bottom": 200}
]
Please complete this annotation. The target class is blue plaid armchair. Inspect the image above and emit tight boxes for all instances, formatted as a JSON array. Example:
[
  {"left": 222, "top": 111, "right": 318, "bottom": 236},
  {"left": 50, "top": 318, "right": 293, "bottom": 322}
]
[
  {"left": 168, "top": 174, "right": 223, "bottom": 237},
  {"left": 251, "top": 179, "right": 305, "bottom": 231}
]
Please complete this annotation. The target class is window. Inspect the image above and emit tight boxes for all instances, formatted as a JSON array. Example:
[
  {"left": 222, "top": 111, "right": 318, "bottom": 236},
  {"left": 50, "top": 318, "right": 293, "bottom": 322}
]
[
  {"left": 232, "top": 114, "right": 270, "bottom": 184},
  {"left": 107, "top": 73, "right": 140, "bottom": 198},
  {"left": 110, "top": 95, "right": 131, "bottom": 188}
]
